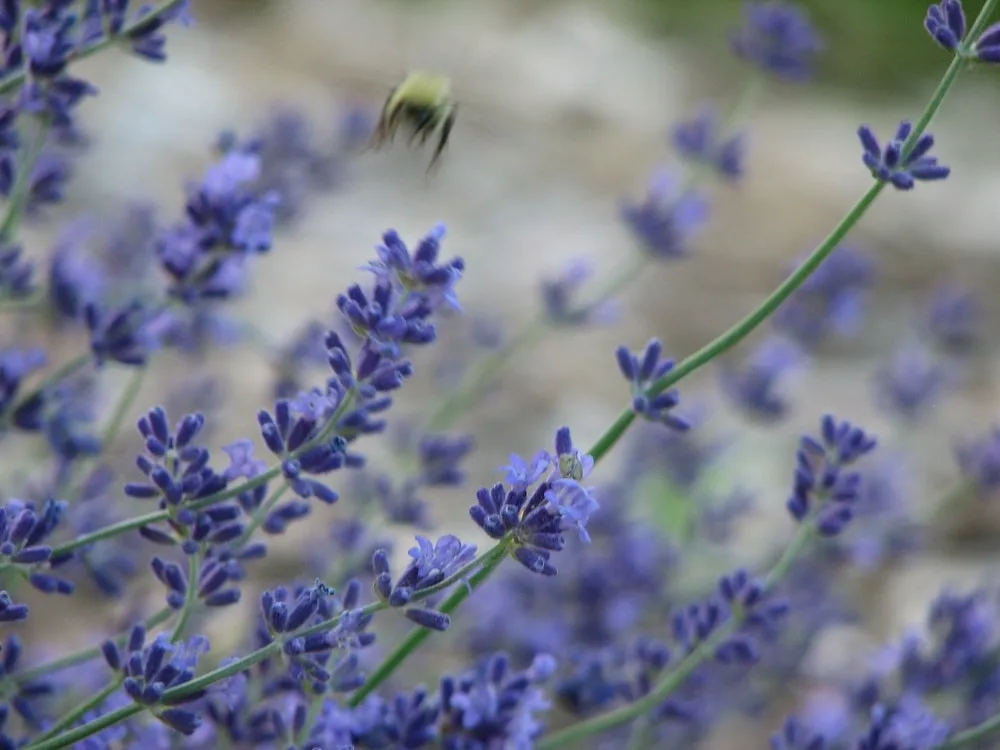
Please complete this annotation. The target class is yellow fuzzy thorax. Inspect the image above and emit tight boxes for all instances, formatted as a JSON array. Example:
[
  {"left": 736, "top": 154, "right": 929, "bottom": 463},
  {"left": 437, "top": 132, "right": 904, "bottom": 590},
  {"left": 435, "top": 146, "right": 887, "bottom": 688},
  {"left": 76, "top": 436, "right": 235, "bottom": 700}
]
[{"left": 389, "top": 71, "right": 453, "bottom": 109}]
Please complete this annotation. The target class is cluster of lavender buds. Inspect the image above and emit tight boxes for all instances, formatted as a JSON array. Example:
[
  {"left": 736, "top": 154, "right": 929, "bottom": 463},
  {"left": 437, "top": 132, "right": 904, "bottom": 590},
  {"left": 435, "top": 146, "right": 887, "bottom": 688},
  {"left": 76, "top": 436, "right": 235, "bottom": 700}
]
[{"left": 0, "top": 1, "right": 998, "bottom": 749}]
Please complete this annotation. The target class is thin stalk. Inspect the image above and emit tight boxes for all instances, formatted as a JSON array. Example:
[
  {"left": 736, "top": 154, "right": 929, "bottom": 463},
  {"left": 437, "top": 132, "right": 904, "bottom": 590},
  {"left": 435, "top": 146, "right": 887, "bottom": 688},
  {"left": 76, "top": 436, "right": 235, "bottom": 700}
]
[
  {"left": 0, "top": 116, "right": 49, "bottom": 242},
  {"left": 170, "top": 553, "right": 200, "bottom": 642},
  {"left": 29, "top": 679, "right": 123, "bottom": 744}
]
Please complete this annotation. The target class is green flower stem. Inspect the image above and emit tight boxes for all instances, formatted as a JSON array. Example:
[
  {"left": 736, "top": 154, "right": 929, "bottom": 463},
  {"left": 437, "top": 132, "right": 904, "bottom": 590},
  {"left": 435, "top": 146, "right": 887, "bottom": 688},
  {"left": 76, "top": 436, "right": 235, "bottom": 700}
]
[
  {"left": 938, "top": 713, "right": 1000, "bottom": 750},
  {"left": 0, "top": 0, "right": 188, "bottom": 97},
  {"left": 29, "top": 542, "right": 506, "bottom": 749},
  {"left": 170, "top": 553, "right": 200, "bottom": 642},
  {"left": 2, "top": 354, "right": 92, "bottom": 430},
  {"left": 29, "top": 679, "right": 124, "bottom": 745},
  {"left": 348, "top": 538, "right": 511, "bottom": 707},
  {"left": 0, "top": 292, "right": 43, "bottom": 312},
  {"left": 0, "top": 116, "right": 49, "bottom": 242},
  {"left": 536, "top": 522, "right": 814, "bottom": 749},
  {"left": 11, "top": 606, "right": 173, "bottom": 686},
  {"left": 586, "top": 179, "right": 885, "bottom": 463},
  {"left": 60, "top": 366, "right": 147, "bottom": 498}
]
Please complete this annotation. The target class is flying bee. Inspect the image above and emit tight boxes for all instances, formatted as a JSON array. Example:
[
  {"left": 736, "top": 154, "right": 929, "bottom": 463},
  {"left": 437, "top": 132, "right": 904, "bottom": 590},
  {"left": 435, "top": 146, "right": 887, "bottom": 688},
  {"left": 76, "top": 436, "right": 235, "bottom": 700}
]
[{"left": 368, "top": 70, "right": 458, "bottom": 173}]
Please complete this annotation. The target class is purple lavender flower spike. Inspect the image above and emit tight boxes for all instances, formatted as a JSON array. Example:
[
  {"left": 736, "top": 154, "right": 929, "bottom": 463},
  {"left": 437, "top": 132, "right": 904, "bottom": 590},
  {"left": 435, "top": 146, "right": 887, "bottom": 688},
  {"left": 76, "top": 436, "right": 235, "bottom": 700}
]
[
  {"left": 471, "top": 427, "right": 599, "bottom": 575},
  {"left": 787, "top": 415, "right": 877, "bottom": 536},
  {"left": 923, "top": 283, "right": 982, "bottom": 353},
  {"left": 858, "top": 120, "right": 950, "bottom": 190},
  {"left": 616, "top": 338, "right": 690, "bottom": 430},
  {"left": 925, "top": 0, "right": 967, "bottom": 51},
  {"left": 730, "top": 1, "right": 823, "bottom": 81},
  {"left": 955, "top": 427, "right": 1000, "bottom": 496}
]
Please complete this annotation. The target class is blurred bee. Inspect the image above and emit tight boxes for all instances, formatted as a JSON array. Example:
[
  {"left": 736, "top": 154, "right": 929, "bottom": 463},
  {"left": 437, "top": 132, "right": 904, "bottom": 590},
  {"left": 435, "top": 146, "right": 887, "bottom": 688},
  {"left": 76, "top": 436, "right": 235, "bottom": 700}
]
[{"left": 368, "top": 70, "right": 458, "bottom": 173}]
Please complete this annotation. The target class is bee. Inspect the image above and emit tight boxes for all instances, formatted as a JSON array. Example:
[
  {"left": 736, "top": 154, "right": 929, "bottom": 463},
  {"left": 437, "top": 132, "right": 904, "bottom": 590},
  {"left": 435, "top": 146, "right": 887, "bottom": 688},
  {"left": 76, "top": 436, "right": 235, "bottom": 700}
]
[{"left": 367, "top": 70, "right": 458, "bottom": 173}]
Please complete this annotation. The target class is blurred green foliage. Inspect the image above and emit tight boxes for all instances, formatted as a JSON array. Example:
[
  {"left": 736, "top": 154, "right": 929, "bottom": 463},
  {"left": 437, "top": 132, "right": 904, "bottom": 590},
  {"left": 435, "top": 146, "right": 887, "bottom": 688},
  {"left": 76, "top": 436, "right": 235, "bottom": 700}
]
[{"left": 632, "top": 0, "right": 991, "bottom": 94}]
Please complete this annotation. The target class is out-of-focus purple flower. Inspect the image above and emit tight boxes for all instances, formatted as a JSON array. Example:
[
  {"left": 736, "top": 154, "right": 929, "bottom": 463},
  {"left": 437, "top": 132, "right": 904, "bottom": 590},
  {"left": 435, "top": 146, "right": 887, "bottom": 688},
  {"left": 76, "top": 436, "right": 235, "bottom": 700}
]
[
  {"left": 417, "top": 433, "right": 474, "bottom": 486},
  {"left": 874, "top": 345, "right": 950, "bottom": 422},
  {"left": 439, "top": 652, "right": 555, "bottom": 749},
  {"left": 955, "top": 427, "right": 1000, "bottom": 496},
  {"left": 773, "top": 244, "right": 874, "bottom": 349},
  {"left": 673, "top": 103, "right": 746, "bottom": 181},
  {"left": 976, "top": 22, "right": 1000, "bottom": 62},
  {"left": 730, "top": 2, "right": 823, "bottom": 81},
  {"left": 0, "top": 244, "right": 34, "bottom": 300},
  {"left": 922, "top": 283, "right": 982, "bottom": 353},
  {"left": 541, "top": 258, "right": 620, "bottom": 327},
  {"left": 786, "top": 415, "right": 878, "bottom": 536},
  {"left": 84, "top": 300, "right": 150, "bottom": 367},
  {"left": 925, "top": 0, "right": 967, "bottom": 51},
  {"left": 615, "top": 338, "right": 690, "bottom": 430},
  {"left": 858, "top": 121, "right": 950, "bottom": 190},
  {"left": 47, "top": 220, "right": 104, "bottom": 322},
  {"left": 856, "top": 699, "right": 951, "bottom": 750},
  {"left": 621, "top": 170, "right": 711, "bottom": 259},
  {"left": 156, "top": 150, "right": 279, "bottom": 305},
  {"left": 718, "top": 336, "right": 804, "bottom": 422}
]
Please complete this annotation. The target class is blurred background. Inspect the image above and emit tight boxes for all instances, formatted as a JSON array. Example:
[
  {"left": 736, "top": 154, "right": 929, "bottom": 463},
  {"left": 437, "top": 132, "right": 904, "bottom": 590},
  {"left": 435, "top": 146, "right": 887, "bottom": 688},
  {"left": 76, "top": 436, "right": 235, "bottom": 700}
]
[{"left": 12, "top": 0, "right": 1000, "bottom": 746}]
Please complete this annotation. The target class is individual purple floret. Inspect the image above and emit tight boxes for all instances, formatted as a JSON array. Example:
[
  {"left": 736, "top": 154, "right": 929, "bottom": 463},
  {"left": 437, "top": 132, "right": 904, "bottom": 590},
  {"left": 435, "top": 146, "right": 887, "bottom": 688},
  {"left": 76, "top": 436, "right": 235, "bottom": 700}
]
[
  {"left": 541, "top": 258, "right": 620, "bottom": 327},
  {"left": 616, "top": 338, "right": 690, "bottom": 431},
  {"left": 471, "top": 427, "right": 599, "bottom": 574},
  {"left": 371, "top": 534, "right": 476, "bottom": 631},
  {"left": 672, "top": 104, "right": 746, "bottom": 181},
  {"left": 922, "top": 283, "right": 982, "bottom": 353},
  {"left": 125, "top": 406, "right": 228, "bottom": 531},
  {"left": 621, "top": 170, "right": 711, "bottom": 259},
  {"left": 786, "top": 415, "right": 878, "bottom": 536},
  {"left": 925, "top": 0, "right": 967, "bottom": 51},
  {"left": 858, "top": 120, "right": 950, "bottom": 190},
  {"left": 258, "top": 580, "right": 372, "bottom": 691},
  {"left": 773, "top": 244, "right": 874, "bottom": 349},
  {"left": 0, "top": 591, "right": 28, "bottom": 622},
  {"left": 955, "top": 427, "right": 1000, "bottom": 495},
  {"left": 976, "top": 22, "right": 1000, "bottom": 61},
  {"left": 101, "top": 625, "right": 208, "bottom": 735},
  {"left": 718, "top": 336, "right": 803, "bottom": 422},
  {"left": 730, "top": 1, "right": 823, "bottom": 81},
  {"left": 874, "top": 345, "right": 950, "bottom": 422},
  {"left": 439, "top": 652, "right": 555, "bottom": 749}
]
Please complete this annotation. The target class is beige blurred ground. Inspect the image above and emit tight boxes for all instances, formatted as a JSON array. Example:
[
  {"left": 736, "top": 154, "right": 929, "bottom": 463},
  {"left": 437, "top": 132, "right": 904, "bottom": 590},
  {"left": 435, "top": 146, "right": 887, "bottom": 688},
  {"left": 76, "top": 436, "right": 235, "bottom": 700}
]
[{"left": 10, "top": 0, "right": 1000, "bottom": 745}]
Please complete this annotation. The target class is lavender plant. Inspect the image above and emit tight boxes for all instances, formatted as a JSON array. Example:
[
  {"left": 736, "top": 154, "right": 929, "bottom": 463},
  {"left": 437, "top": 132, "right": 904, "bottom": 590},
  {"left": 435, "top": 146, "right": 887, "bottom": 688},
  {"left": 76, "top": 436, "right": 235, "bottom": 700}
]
[{"left": 0, "top": 1, "right": 998, "bottom": 749}]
